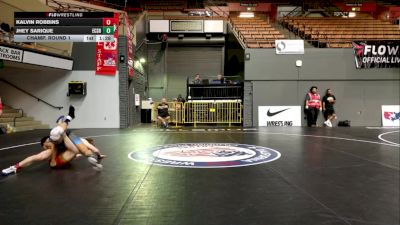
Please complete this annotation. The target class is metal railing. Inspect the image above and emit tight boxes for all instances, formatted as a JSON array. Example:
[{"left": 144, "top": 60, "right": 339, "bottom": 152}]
[
  {"left": 227, "top": 20, "right": 247, "bottom": 49},
  {"left": 188, "top": 85, "right": 243, "bottom": 100},
  {"left": 152, "top": 101, "right": 243, "bottom": 127},
  {"left": 0, "top": 78, "right": 63, "bottom": 110},
  {"left": 184, "top": 101, "right": 242, "bottom": 127},
  {"left": 186, "top": 75, "right": 243, "bottom": 99},
  {"left": 13, "top": 108, "right": 24, "bottom": 127},
  {"left": 206, "top": 0, "right": 230, "bottom": 18}
]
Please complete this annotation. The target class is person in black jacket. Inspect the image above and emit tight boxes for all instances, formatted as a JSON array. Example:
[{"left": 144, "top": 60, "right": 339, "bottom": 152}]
[{"left": 322, "top": 88, "right": 337, "bottom": 127}]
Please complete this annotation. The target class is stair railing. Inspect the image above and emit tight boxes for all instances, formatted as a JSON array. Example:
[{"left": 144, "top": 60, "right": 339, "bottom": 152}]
[
  {"left": 13, "top": 108, "right": 23, "bottom": 127},
  {"left": 0, "top": 78, "right": 63, "bottom": 110},
  {"left": 206, "top": 0, "right": 229, "bottom": 18}
]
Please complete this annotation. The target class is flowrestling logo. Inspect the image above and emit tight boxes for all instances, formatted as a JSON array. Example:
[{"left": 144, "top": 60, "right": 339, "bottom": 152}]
[
  {"left": 128, "top": 143, "right": 281, "bottom": 168},
  {"left": 352, "top": 41, "right": 400, "bottom": 69}
]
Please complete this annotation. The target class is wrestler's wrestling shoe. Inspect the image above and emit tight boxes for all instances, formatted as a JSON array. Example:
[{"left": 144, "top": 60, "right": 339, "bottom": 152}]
[
  {"left": 68, "top": 105, "right": 75, "bottom": 119},
  {"left": 2, "top": 165, "right": 18, "bottom": 176},
  {"left": 88, "top": 154, "right": 103, "bottom": 171},
  {"left": 56, "top": 115, "right": 65, "bottom": 124}
]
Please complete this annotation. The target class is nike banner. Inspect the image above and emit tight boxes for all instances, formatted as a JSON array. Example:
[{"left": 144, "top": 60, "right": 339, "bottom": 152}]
[
  {"left": 352, "top": 40, "right": 400, "bottom": 69},
  {"left": 258, "top": 106, "right": 301, "bottom": 127}
]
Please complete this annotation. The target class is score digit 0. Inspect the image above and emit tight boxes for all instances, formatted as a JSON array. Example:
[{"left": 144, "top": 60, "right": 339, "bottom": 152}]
[
  {"left": 102, "top": 18, "right": 115, "bottom": 26},
  {"left": 102, "top": 26, "right": 114, "bottom": 34}
]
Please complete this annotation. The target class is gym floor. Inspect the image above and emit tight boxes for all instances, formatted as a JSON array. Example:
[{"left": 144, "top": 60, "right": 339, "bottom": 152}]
[{"left": 0, "top": 126, "right": 399, "bottom": 225}]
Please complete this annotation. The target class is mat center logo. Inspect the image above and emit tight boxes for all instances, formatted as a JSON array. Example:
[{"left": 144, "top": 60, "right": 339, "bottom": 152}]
[{"left": 128, "top": 143, "right": 281, "bottom": 168}]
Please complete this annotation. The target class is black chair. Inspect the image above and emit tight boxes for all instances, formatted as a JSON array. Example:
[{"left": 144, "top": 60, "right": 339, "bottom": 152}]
[{"left": 202, "top": 79, "right": 209, "bottom": 85}]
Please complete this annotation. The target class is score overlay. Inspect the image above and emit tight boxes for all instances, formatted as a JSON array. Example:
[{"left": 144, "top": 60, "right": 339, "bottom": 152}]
[{"left": 14, "top": 12, "right": 117, "bottom": 42}]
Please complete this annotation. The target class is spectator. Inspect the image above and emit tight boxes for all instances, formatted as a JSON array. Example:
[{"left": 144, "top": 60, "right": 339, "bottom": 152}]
[
  {"left": 192, "top": 74, "right": 201, "bottom": 84},
  {"left": 0, "top": 22, "right": 11, "bottom": 43},
  {"left": 0, "top": 29, "right": 6, "bottom": 43},
  {"left": 171, "top": 98, "right": 181, "bottom": 112},
  {"left": 0, "top": 96, "right": 3, "bottom": 117},
  {"left": 322, "top": 88, "right": 337, "bottom": 127},
  {"left": 212, "top": 74, "right": 225, "bottom": 84},
  {"left": 160, "top": 33, "right": 168, "bottom": 50},
  {"left": 0, "top": 22, "right": 11, "bottom": 33},
  {"left": 172, "top": 97, "right": 178, "bottom": 108},
  {"left": 9, "top": 27, "right": 14, "bottom": 42},
  {"left": 0, "top": 96, "right": 5, "bottom": 134},
  {"left": 177, "top": 94, "right": 185, "bottom": 103},
  {"left": 159, "top": 33, "right": 168, "bottom": 42},
  {"left": 305, "top": 86, "right": 322, "bottom": 127},
  {"left": 157, "top": 98, "right": 170, "bottom": 128}
]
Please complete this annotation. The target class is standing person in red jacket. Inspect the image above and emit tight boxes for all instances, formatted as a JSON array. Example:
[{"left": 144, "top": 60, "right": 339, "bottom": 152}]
[
  {"left": 0, "top": 96, "right": 3, "bottom": 117},
  {"left": 305, "top": 86, "right": 322, "bottom": 127}
]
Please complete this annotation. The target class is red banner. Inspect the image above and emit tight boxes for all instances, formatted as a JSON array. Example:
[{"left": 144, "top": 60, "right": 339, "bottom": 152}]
[
  {"left": 96, "top": 13, "right": 119, "bottom": 76},
  {"left": 124, "top": 12, "right": 134, "bottom": 77}
]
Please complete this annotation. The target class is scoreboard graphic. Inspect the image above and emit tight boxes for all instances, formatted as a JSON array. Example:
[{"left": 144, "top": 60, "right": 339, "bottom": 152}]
[{"left": 14, "top": 12, "right": 118, "bottom": 42}]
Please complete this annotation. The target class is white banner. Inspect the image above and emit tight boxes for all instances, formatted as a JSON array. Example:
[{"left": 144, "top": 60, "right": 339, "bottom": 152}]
[
  {"left": 381, "top": 105, "right": 400, "bottom": 127},
  {"left": 258, "top": 106, "right": 301, "bottom": 127},
  {"left": 275, "top": 40, "right": 304, "bottom": 55},
  {"left": 0, "top": 46, "right": 23, "bottom": 62},
  {"left": 149, "top": 20, "right": 169, "bottom": 33},
  {"left": 204, "top": 20, "right": 224, "bottom": 33},
  {"left": 23, "top": 51, "right": 73, "bottom": 70}
]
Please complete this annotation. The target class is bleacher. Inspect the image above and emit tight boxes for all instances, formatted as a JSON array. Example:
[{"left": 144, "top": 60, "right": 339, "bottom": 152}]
[
  {"left": 284, "top": 16, "right": 400, "bottom": 48},
  {"left": 231, "top": 17, "right": 285, "bottom": 48}
]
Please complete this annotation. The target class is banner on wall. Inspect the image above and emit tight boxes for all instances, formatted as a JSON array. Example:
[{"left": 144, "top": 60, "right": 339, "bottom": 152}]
[
  {"left": 275, "top": 40, "right": 304, "bottom": 55},
  {"left": 96, "top": 13, "right": 119, "bottom": 76},
  {"left": 381, "top": 105, "right": 400, "bottom": 127},
  {"left": 352, "top": 40, "right": 400, "bottom": 69},
  {"left": 124, "top": 12, "right": 134, "bottom": 77},
  {"left": 258, "top": 106, "right": 301, "bottom": 127}
]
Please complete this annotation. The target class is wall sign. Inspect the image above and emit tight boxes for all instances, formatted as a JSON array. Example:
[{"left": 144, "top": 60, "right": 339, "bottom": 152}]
[
  {"left": 0, "top": 46, "right": 23, "bottom": 62},
  {"left": 353, "top": 41, "right": 400, "bottom": 69},
  {"left": 258, "top": 106, "right": 301, "bottom": 126},
  {"left": 382, "top": 105, "right": 400, "bottom": 127}
]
